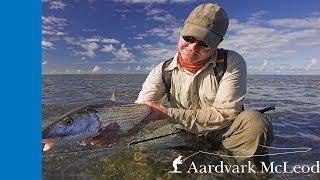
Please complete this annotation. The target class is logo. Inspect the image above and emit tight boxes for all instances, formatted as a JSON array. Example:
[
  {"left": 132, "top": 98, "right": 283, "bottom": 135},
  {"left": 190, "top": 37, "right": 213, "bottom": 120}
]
[
  {"left": 169, "top": 156, "right": 183, "bottom": 173},
  {"left": 167, "top": 146, "right": 312, "bottom": 174}
]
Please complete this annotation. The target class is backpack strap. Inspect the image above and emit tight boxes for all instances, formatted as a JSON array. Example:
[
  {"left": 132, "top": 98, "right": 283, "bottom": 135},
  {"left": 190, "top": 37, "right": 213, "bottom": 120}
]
[
  {"left": 162, "top": 58, "right": 173, "bottom": 101},
  {"left": 214, "top": 48, "right": 228, "bottom": 83}
]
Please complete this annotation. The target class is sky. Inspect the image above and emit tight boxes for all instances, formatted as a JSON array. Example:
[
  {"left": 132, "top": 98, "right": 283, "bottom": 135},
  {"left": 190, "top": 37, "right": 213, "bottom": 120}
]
[{"left": 42, "top": 0, "right": 320, "bottom": 75}]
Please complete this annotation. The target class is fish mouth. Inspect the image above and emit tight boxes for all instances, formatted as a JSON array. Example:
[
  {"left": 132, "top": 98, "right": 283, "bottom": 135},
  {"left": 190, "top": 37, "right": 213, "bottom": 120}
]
[
  {"left": 42, "top": 117, "right": 102, "bottom": 152},
  {"left": 42, "top": 138, "right": 56, "bottom": 152}
]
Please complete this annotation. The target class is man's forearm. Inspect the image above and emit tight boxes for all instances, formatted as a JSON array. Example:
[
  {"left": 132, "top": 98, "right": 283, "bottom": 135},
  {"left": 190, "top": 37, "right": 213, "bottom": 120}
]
[{"left": 166, "top": 107, "right": 236, "bottom": 133}]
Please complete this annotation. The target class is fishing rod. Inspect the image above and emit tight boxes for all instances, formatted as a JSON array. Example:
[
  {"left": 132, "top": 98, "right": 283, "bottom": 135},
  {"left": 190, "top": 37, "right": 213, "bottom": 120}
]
[
  {"left": 258, "top": 106, "right": 275, "bottom": 113},
  {"left": 43, "top": 106, "right": 276, "bottom": 158},
  {"left": 128, "top": 130, "right": 185, "bottom": 146},
  {"left": 128, "top": 106, "right": 276, "bottom": 146}
]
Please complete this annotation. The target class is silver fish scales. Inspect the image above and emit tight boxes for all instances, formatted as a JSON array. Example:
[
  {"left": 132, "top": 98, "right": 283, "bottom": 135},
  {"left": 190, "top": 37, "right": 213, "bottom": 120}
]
[{"left": 42, "top": 100, "right": 152, "bottom": 146}]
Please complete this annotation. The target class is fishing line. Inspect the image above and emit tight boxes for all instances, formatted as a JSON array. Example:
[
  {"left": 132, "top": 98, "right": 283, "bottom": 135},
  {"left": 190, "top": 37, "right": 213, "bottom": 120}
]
[
  {"left": 58, "top": 142, "right": 181, "bottom": 173},
  {"left": 42, "top": 130, "right": 182, "bottom": 157},
  {"left": 42, "top": 145, "right": 125, "bottom": 157},
  {"left": 181, "top": 144, "right": 312, "bottom": 163}
]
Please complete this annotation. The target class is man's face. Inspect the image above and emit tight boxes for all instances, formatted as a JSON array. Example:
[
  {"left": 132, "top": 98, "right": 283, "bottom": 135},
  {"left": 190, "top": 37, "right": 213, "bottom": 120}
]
[{"left": 178, "top": 36, "right": 217, "bottom": 63}]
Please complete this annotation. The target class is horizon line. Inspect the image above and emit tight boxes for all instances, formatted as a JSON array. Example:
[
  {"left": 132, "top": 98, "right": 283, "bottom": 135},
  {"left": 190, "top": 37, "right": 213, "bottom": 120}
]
[{"left": 42, "top": 73, "right": 320, "bottom": 76}]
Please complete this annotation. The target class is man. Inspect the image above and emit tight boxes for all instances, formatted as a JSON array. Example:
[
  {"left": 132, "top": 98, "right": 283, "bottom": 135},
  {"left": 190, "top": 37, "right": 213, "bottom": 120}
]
[
  {"left": 90, "top": 3, "right": 273, "bottom": 163},
  {"left": 136, "top": 3, "right": 273, "bottom": 162}
]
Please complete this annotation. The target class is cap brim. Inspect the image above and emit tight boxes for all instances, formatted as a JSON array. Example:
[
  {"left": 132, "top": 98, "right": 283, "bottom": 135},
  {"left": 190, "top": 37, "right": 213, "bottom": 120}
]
[{"left": 180, "top": 23, "right": 220, "bottom": 47}]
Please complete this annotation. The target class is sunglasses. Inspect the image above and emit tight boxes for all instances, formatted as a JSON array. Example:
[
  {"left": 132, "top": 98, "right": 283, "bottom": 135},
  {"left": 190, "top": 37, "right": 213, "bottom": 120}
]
[{"left": 182, "top": 36, "right": 210, "bottom": 49}]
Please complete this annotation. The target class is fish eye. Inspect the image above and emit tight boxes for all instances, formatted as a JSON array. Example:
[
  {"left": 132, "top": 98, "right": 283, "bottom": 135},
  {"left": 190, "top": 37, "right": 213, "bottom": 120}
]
[{"left": 62, "top": 117, "right": 74, "bottom": 126}]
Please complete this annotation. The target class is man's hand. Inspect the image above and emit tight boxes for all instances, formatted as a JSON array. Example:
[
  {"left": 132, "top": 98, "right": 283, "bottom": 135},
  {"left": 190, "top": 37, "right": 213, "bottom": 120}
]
[
  {"left": 140, "top": 101, "right": 169, "bottom": 124},
  {"left": 83, "top": 122, "right": 121, "bottom": 148},
  {"left": 84, "top": 102, "right": 168, "bottom": 146}
]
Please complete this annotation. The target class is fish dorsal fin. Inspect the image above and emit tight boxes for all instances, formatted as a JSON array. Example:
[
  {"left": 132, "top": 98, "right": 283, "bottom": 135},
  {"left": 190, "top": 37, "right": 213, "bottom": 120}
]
[{"left": 110, "top": 91, "right": 116, "bottom": 101}]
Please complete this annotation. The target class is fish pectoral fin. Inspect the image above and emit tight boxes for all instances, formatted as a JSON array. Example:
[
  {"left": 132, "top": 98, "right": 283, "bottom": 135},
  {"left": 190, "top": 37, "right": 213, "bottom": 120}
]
[{"left": 109, "top": 91, "right": 116, "bottom": 102}]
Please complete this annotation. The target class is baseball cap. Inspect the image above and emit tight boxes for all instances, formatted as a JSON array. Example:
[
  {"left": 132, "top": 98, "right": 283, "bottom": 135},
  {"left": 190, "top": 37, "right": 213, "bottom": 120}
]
[{"left": 180, "top": 3, "right": 229, "bottom": 47}]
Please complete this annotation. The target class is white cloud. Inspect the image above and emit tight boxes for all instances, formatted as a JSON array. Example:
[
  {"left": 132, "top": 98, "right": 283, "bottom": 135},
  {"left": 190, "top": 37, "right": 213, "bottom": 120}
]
[
  {"left": 112, "top": 44, "right": 135, "bottom": 60},
  {"left": 42, "top": 40, "right": 54, "bottom": 49},
  {"left": 251, "top": 10, "right": 267, "bottom": 18},
  {"left": 75, "top": 51, "right": 96, "bottom": 58},
  {"left": 248, "top": 10, "right": 267, "bottom": 25},
  {"left": 146, "top": 9, "right": 166, "bottom": 16},
  {"left": 42, "top": 16, "right": 67, "bottom": 36},
  {"left": 259, "top": 60, "right": 268, "bottom": 71},
  {"left": 42, "top": 60, "right": 48, "bottom": 65},
  {"left": 170, "top": 0, "right": 195, "bottom": 2},
  {"left": 42, "top": 16, "right": 67, "bottom": 29},
  {"left": 84, "top": 38, "right": 101, "bottom": 43},
  {"left": 99, "top": 61, "right": 117, "bottom": 64},
  {"left": 112, "top": 0, "right": 194, "bottom": 4},
  {"left": 310, "top": 12, "right": 320, "bottom": 16},
  {"left": 305, "top": 58, "right": 320, "bottom": 71},
  {"left": 99, "top": 44, "right": 136, "bottom": 64},
  {"left": 135, "top": 27, "right": 180, "bottom": 42},
  {"left": 133, "top": 36, "right": 143, "bottom": 40},
  {"left": 115, "top": 9, "right": 131, "bottom": 13},
  {"left": 151, "top": 14, "right": 176, "bottom": 23},
  {"left": 146, "top": 8, "right": 177, "bottom": 24},
  {"left": 310, "top": 58, "right": 319, "bottom": 65},
  {"left": 268, "top": 17, "right": 320, "bottom": 29},
  {"left": 134, "top": 42, "right": 176, "bottom": 63},
  {"left": 220, "top": 14, "right": 320, "bottom": 63},
  {"left": 81, "top": 42, "right": 99, "bottom": 51},
  {"left": 80, "top": 57, "right": 89, "bottom": 63},
  {"left": 81, "top": 28, "right": 97, "bottom": 32},
  {"left": 64, "top": 37, "right": 101, "bottom": 58},
  {"left": 248, "top": 61, "right": 309, "bottom": 74},
  {"left": 64, "top": 36, "right": 133, "bottom": 59},
  {"left": 65, "top": 36, "right": 120, "bottom": 45},
  {"left": 148, "top": 28, "right": 172, "bottom": 37},
  {"left": 112, "top": 0, "right": 166, "bottom": 4},
  {"left": 72, "top": 42, "right": 99, "bottom": 58},
  {"left": 102, "top": 38, "right": 120, "bottom": 44},
  {"left": 49, "top": 1, "right": 66, "bottom": 10},
  {"left": 101, "top": 44, "right": 116, "bottom": 53},
  {"left": 64, "top": 37, "right": 77, "bottom": 45},
  {"left": 92, "top": 66, "right": 102, "bottom": 72},
  {"left": 75, "top": 42, "right": 99, "bottom": 58}
]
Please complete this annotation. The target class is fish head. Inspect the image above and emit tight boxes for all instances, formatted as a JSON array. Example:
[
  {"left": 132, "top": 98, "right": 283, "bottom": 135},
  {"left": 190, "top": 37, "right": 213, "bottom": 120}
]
[{"left": 42, "top": 105, "right": 102, "bottom": 144}]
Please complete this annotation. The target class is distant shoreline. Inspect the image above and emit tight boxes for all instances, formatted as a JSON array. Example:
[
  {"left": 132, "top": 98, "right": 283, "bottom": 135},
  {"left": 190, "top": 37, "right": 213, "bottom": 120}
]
[{"left": 42, "top": 74, "right": 320, "bottom": 76}]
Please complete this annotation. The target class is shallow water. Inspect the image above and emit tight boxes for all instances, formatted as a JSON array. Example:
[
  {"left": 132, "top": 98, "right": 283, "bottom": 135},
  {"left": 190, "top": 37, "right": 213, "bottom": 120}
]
[{"left": 42, "top": 74, "right": 320, "bottom": 179}]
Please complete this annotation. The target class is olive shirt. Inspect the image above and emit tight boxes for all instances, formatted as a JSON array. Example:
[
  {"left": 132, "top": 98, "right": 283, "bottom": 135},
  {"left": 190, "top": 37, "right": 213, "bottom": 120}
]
[{"left": 135, "top": 50, "right": 247, "bottom": 134}]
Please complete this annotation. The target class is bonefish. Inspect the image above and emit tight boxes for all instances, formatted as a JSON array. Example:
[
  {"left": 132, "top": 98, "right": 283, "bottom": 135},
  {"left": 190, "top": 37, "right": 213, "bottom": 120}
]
[{"left": 42, "top": 99, "right": 152, "bottom": 152}]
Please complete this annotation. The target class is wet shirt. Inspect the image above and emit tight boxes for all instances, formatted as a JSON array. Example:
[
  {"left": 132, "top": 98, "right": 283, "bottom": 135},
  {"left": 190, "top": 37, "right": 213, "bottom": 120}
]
[{"left": 135, "top": 50, "right": 247, "bottom": 134}]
